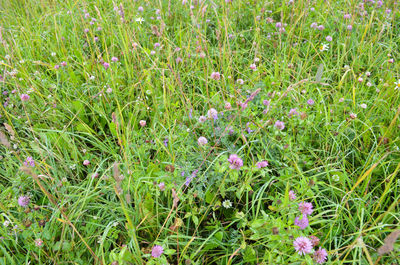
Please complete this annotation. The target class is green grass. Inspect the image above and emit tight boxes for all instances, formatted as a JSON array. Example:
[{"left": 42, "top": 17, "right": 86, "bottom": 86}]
[{"left": 0, "top": 0, "right": 399, "bottom": 264}]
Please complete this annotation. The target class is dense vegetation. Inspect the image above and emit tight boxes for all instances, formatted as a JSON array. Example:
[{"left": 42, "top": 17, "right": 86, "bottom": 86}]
[{"left": 0, "top": 0, "right": 399, "bottom": 264}]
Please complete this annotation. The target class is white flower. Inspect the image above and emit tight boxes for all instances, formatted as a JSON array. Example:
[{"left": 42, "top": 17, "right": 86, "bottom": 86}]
[
  {"left": 319, "top": 43, "right": 329, "bottom": 52},
  {"left": 51, "top": 52, "right": 56, "bottom": 57},
  {"left": 3, "top": 220, "right": 10, "bottom": 227},
  {"left": 394, "top": 79, "right": 400, "bottom": 90},
  {"left": 360, "top": 103, "right": 367, "bottom": 109},
  {"left": 222, "top": 200, "right": 232, "bottom": 209},
  {"left": 135, "top": 17, "right": 144, "bottom": 24}
]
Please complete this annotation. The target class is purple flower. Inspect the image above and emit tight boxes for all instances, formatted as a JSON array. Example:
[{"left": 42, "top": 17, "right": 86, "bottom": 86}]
[
  {"left": 207, "top": 108, "right": 218, "bottom": 120},
  {"left": 310, "top": 22, "right": 318, "bottom": 29},
  {"left": 20, "top": 94, "right": 30, "bottom": 101},
  {"left": 256, "top": 160, "right": 268, "bottom": 168},
  {"left": 18, "top": 196, "right": 30, "bottom": 207},
  {"left": 199, "top": 116, "right": 207, "bottom": 123},
  {"left": 23, "top": 156, "right": 35, "bottom": 167},
  {"left": 344, "top": 14, "right": 351, "bottom": 19},
  {"left": 228, "top": 154, "right": 243, "bottom": 170},
  {"left": 307, "top": 98, "right": 315, "bottom": 105},
  {"left": 263, "top": 100, "right": 271, "bottom": 106},
  {"left": 289, "top": 190, "right": 296, "bottom": 201},
  {"left": 313, "top": 247, "right": 328, "bottom": 264},
  {"left": 158, "top": 182, "right": 165, "bottom": 191},
  {"left": 293, "top": 237, "right": 313, "bottom": 255},
  {"left": 274, "top": 120, "right": 285, "bottom": 130},
  {"left": 111, "top": 57, "right": 118, "bottom": 62},
  {"left": 60, "top": 61, "right": 67, "bottom": 67},
  {"left": 275, "top": 22, "right": 283, "bottom": 28},
  {"left": 163, "top": 138, "right": 168, "bottom": 147},
  {"left": 83, "top": 160, "right": 90, "bottom": 166},
  {"left": 299, "top": 202, "right": 313, "bottom": 215},
  {"left": 347, "top": 25, "right": 353, "bottom": 30},
  {"left": 151, "top": 245, "right": 163, "bottom": 258},
  {"left": 294, "top": 214, "right": 309, "bottom": 230},
  {"left": 103, "top": 62, "right": 110, "bottom": 69},
  {"left": 326, "top": 35, "right": 332, "bottom": 42},
  {"left": 210, "top": 72, "right": 221, "bottom": 80},
  {"left": 54, "top": 64, "right": 60, "bottom": 69},
  {"left": 317, "top": 25, "right": 325, "bottom": 31},
  {"left": 198, "top": 136, "right": 208, "bottom": 146},
  {"left": 288, "top": 108, "right": 299, "bottom": 117}
]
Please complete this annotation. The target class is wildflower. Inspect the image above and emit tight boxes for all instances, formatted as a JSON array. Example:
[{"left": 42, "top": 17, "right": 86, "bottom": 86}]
[
  {"left": 20, "top": 94, "right": 30, "bottom": 101},
  {"left": 365, "top": 71, "right": 371, "bottom": 77},
  {"left": 84, "top": 28, "right": 89, "bottom": 33},
  {"left": 349, "top": 113, "right": 357, "bottom": 119},
  {"left": 344, "top": 14, "right": 351, "bottom": 19},
  {"left": 326, "top": 36, "right": 332, "bottom": 42},
  {"left": 18, "top": 196, "right": 30, "bottom": 207},
  {"left": 228, "top": 154, "right": 243, "bottom": 170},
  {"left": 151, "top": 245, "right": 163, "bottom": 258},
  {"left": 319, "top": 43, "right": 329, "bottom": 52},
  {"left": 288, "top": 108, "right": 299, "bottom": 117},
  {"left": 313, "top": 247, "right": 328, "bottom": 264},
  {"left": 224, "top": 102, "right": 232, "bottom": 110},
  {"left": 394, "top": 80, "right": 400, "bottom": 90},
  {"left": 139, "top": 120, "right": 146, "bottom": 127},
  {"left": 111, "top": 57, "right": 118, "bottom": 62},
  {"left": 310, "top": 22, "right": 318, "bottom": 29},
  {"left": 293, "top": 237, "right": 313, "bottom": 255},
  {"left": 199, "top": 116, "right": 207, "bottom": 123},
  {"left": 23, "top": 156, "right": 35, "bottom": 167},
  {"left": 275, "top": 22, "right": 283, "bottom": 28},
  {"left": 294, "top": 214, "right": 309, "bottom": 230},
  {"left": 158, "top": 182, "right": 165, "bottom": 191},
  {"left": 35, "top": 238, "right": 44, "bottom": 247},
  {"left": 249, "top": 63, "right": 257, "bottom": 70},
  {"left": 366, "top": 82, "right": 372, "bottom": 87},
  {"left": 263, "top": 100, "right": 271, "bottom": 106},
  {"left": 60, "top": 61, "right": 67, "bottom": 67},
  {"left": 254, "top": 57, "right": 260, "bottom": 62},
  {"left": 256, "top": 160, "right": 268, "bottom": 168},
  {"left": 358, "top": 77, "right": 363, "bottom": 83},
  {"left": 3, "top": 220, "right": 10, "bottom": 227},
  {"left": 299, "top": 202, "right": 313, "bottom": 215},
  {"left": 289, "top": 190, "right": 296, "bottom": 200},
  {"left": 274, "top": 120, "right": 285, "bottom": 130},
  {"left": 83, "top": 160, "right": 90, "bottom": 166},
  {"left": 198, "top": 136, "right": 208, "bottom": 146},
  {"left": 222, "top": 200, "right": 232, "bottom": 208},
  {"left": 150, "top": 50, "right": 156, "bottom": 55},
  {"left": 163, "top": 138, "right": 168, "bottom": 147},
  {"left": 207, "top": 108, "right": 218, "bottom": 120},
  {"left": 51, "top": 52, "right": 56, "bottom": 56},
  {"left": 210, "top": 72, "right": 221, "bottom": 80},
  {"left": 318, "top": 25, "right": 325, "bottom": 31},
  {"left": 135, "top": 17, "right": 144, "bottom": 24},
  {"left": 307, "top": 98, "right": 315, "bottom": 105},
  {"left": 388, "top": 58, "right": 394, "bottom": 63},
  {"left": 103, "top": 62, "right": 110, "bottom": 69},
  {"left": 236, "top": 79, "right": 244, "bottom": 84},
  {"left": 347, "top": 25, "right": 353, "bottom": 30},
  {"left": 154, "top": 43, "right": 160, "bottom": 48},
  {"left": 54, "top": 64, "right": 60, "bottom": 69},
  {"left": 310, "top": 235, "right": 320, "bottom": 247},
  {"left": 176, "top": 57, "right": 183, "bottom": 63},
  {"left": 106, "top": 87, "right": 112, "bottom": 93},
  {"left": 360, "top": 103, "right": 367, "bottom": 109}
]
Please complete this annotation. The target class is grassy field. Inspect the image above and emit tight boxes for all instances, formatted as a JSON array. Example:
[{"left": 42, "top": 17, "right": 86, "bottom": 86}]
[{"left": 0, "top": 0, "right": 399, "bottom": 264}]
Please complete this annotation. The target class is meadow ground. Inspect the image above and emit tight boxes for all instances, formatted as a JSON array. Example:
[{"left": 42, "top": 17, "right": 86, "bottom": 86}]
[{"left": 0, "top": 0, "right": 399, "bottom": 264}]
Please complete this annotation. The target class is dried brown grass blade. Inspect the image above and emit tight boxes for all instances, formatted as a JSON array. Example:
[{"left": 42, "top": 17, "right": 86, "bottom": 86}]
[{"left": 377, "top": 230, "right": 400, "bottom": 255}]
